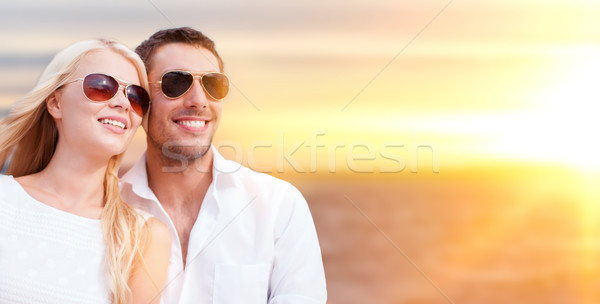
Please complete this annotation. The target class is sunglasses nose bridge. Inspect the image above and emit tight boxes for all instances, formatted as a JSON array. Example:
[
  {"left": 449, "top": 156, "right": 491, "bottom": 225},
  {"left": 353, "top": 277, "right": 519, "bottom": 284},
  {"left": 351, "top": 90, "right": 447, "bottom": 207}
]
[
  {"left": 183, "top": 77, "right": 211, "bottom": 108},
  {"left": 108, "top": 84, "right": 133, "bottom": 110},
  {"left": 193, "top": 75, "right": 204, "bottom": 88}
]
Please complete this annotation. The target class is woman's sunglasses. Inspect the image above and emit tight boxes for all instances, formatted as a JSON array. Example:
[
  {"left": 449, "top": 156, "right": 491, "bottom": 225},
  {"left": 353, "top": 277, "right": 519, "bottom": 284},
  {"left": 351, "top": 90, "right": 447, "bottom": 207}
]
[
  {"left": 64, "top": 73, "right": 150, "bottom": 116},
  {"left": 157, "top": 70, "right": 229, "bottom": 100}
]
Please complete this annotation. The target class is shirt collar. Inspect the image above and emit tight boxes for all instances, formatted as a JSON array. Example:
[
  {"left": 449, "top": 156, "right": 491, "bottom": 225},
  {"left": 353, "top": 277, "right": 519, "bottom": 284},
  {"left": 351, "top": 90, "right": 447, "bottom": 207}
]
[
  {"left": 121, "top": 152, "right": 156, "bottom": 201},
  {"left": 122, "top": 146, "right": 243, "bottom": 200},
  {"left": 211, "top": 145, "right": 243, "bottom": 181},
  {"left": 210, "top": 146, "right": 244, "bottom": 202}
]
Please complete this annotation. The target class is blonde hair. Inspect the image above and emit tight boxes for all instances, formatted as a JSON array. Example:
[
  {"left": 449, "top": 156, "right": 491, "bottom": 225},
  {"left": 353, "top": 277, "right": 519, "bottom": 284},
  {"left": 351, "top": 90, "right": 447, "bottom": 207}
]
[{"left": 0, "top": 39, "right": 149, "bottom": 303}]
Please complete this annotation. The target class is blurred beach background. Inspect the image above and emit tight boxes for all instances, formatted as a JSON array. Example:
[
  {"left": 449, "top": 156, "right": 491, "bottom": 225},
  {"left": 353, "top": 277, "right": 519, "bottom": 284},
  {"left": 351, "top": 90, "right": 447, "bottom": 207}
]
[{"left": 1, "top": 0, "right": 599, "bottom": 303}]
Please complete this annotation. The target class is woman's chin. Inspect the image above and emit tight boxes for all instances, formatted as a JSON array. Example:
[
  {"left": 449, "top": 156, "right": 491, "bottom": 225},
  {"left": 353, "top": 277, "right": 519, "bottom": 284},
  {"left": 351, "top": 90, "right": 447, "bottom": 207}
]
[{"left": 88, "top": 144, "right": 128, "bottom": 160}]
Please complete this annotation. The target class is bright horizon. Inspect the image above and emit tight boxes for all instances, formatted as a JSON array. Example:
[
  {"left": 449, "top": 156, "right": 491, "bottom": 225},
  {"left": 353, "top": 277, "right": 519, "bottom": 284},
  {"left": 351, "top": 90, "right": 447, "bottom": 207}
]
[{"left": 1, "top": 0, "right": 599, "bottom": 173}]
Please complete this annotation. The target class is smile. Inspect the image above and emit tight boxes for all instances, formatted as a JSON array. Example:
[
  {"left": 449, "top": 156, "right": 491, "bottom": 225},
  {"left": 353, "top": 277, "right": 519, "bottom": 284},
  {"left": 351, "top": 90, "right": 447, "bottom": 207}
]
[
  {"left": 99, "top": 118, "right": 126, "bottom": 129},
  {"left": 176, "top": 120, "right": 206, "bottom": 128}
]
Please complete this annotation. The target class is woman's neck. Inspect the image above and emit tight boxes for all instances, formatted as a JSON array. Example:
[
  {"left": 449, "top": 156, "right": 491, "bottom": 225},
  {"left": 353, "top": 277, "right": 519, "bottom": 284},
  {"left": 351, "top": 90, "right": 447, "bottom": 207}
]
[{"left": 16, "top": 144, "right": 111, "bottom": 218}]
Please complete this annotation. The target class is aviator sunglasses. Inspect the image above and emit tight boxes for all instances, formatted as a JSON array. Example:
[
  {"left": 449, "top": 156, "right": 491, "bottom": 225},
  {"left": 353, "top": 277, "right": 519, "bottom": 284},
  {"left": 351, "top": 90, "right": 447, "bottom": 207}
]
[
  {"left": 64, "top": 73, "right": 150, "bottom": 116},
  {"left": 156, "top": 70, "right": 230, "bottom": 100}
]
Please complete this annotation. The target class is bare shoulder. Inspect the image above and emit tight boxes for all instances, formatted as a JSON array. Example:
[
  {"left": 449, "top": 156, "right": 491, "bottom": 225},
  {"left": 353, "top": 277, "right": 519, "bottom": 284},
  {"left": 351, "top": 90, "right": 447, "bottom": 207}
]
[
  {"left": 143, "top": 217, "right": 171, "bottom": 249},
  {"left": 129, "top": 217, "right": 171, "bottom": 304}
]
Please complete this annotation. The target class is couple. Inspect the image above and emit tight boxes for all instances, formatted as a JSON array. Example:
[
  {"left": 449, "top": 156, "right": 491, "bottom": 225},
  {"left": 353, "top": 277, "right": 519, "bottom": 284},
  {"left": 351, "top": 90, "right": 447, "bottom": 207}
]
[{"left": 0, "top": 27, "right": 327, "bottom": 303}]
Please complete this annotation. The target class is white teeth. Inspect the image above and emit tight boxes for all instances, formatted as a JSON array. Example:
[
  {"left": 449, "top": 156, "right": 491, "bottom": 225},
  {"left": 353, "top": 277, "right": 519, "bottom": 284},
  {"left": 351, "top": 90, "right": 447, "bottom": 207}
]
[
  {"left": 99, "top": 119, "right": 125, "bottom": 129},
  {"left": 178, "top": 120, "right": 205, "bottom": 128}
]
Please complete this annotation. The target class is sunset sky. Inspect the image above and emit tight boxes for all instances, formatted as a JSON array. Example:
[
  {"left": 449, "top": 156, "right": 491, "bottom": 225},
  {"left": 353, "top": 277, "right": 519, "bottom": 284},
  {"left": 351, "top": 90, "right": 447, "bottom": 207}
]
[
  {"left": 2, "top": 1, "right": 599, "bottom": 303},
  {"left": 1, "top": 0, "right": 599, "bottom": 174}
]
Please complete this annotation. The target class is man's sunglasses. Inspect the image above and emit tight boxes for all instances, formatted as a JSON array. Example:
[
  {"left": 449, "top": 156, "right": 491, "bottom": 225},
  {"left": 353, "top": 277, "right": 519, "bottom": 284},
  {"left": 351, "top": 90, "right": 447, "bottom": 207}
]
[
  {"left": 157, "top": 70, "right": 229, "bottom": 100},
  {"left": 64, "top": 73, "right": 150, "bottom": 116}
]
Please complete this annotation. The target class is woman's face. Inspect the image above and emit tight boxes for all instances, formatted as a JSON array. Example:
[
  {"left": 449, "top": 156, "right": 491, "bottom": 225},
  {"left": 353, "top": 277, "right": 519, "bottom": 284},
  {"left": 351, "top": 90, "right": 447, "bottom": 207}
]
[{"left": 51, "top": 49, "right": 144, "bottom": 160}]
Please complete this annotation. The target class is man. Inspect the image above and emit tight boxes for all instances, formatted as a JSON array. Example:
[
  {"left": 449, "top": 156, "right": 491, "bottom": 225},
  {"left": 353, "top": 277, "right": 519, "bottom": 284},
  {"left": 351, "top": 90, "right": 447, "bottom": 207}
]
[{"left": 121, "top": 27, "right": 327, "bottom": 303}]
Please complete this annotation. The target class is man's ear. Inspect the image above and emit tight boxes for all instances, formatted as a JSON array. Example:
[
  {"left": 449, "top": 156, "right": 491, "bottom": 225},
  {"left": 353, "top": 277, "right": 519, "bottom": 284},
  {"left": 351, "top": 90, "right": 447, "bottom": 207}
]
[{"left": 46, "top": 91, "right": 62, "bottom": 119}]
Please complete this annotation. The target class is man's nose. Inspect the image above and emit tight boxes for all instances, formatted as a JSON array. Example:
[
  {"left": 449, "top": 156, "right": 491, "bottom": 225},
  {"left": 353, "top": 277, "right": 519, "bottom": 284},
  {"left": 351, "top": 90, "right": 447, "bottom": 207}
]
[{"left": 182, "top": 80, "right": 209, "bottom": 109}]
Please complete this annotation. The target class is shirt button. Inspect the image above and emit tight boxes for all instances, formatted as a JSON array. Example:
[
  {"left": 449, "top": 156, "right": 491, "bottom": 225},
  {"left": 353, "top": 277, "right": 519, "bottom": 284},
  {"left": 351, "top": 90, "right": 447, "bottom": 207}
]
[{"left": 169, "top": 256, "right": 176, "bottom": 264}]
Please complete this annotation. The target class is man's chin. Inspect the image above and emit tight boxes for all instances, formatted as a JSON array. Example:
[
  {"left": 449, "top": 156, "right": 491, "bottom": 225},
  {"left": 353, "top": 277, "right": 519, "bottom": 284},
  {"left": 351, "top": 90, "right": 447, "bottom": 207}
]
[
  {"left": 163, "top": 144, "right": 210, "bottom": 160},
  {"left": 148, "top": 137, "right": 211, "bottom": 159}
]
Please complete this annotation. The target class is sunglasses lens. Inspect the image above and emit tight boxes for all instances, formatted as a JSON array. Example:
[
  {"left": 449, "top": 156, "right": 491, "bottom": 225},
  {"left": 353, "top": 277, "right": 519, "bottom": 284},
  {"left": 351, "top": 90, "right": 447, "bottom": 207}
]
[
  {"left": 161, "top": 71, "right": 194, "bottom": 98},
  {"left": 82, "top": 73, "right": 119, "bottom": 102},
  {"left": 202, "top": 73, "right": 229, "bottom": 100},
  {"left": 126, "top": 85, "right": 150, "bottom": 116}
]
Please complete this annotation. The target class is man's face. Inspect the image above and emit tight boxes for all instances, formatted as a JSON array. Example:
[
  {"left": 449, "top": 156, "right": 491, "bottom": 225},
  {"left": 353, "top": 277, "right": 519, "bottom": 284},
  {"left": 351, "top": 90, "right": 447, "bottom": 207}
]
[{"left": 145, "top": 43, "right": 223, "bottom": 161}]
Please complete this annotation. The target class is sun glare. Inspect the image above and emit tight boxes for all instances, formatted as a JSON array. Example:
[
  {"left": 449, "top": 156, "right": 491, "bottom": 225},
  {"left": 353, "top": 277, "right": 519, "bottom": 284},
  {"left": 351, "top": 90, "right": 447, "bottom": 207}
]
[{"left": 533, "top": 45, "right": 600, "bottom": 173}]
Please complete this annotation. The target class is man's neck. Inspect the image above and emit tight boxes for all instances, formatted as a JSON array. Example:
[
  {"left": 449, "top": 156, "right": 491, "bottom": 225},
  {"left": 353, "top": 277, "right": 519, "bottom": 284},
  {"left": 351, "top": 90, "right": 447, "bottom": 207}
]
[
  {"left": 145, "top": 146, "right": 214, "bottom": 267},
  {"left": 146, "top": 146, "right": 214, "bottom": 208}
]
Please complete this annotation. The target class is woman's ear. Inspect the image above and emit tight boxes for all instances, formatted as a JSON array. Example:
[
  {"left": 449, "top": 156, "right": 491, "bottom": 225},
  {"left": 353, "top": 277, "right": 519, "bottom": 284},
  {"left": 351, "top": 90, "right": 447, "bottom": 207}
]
[{"left": 46, "top": 91, "right": 62, "bottom": 119}]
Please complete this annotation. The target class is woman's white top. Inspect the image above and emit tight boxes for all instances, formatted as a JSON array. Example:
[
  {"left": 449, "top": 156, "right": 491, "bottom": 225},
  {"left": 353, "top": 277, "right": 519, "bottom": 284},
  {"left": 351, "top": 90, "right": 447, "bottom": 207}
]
[{"left": 0, "top": 174, "right": 141, "bottom": 303}]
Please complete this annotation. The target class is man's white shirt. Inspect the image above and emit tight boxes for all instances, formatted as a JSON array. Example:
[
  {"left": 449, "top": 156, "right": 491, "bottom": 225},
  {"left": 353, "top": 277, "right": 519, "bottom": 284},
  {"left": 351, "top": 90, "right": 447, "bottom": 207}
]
[{"left": 121, "top": 146, "right": 327, "bottom": 304}]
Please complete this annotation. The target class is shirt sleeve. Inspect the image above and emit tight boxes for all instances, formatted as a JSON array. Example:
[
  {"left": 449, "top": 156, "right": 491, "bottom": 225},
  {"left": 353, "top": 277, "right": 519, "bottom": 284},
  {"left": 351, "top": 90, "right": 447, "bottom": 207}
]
[{"left": 269, "top": 184, "right": 327, "bottom": 304}]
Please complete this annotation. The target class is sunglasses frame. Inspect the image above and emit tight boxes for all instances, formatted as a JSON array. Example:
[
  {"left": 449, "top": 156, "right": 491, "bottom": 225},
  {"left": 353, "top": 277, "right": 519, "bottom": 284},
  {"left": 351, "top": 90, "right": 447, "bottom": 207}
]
[
  {"left": 64, "top": 73, "right": 150, "bottom": 116},
  {"left": 156, "top": 70, "right": 229, "bottom": 101}
]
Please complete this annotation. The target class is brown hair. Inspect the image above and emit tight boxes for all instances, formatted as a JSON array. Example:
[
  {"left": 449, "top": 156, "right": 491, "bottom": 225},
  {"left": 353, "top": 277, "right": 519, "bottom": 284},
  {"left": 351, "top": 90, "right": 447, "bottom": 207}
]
[{"left": 135, "top": 27, "right": 224, "bottom": 73}]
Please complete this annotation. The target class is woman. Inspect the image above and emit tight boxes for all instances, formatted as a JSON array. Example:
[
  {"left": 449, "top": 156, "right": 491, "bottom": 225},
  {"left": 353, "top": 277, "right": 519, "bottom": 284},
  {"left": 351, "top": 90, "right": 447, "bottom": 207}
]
[{"left": 0, "top": 39, "right": 170, "bottom": 303}]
